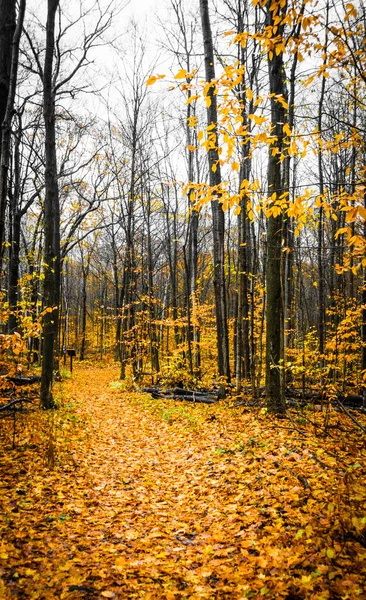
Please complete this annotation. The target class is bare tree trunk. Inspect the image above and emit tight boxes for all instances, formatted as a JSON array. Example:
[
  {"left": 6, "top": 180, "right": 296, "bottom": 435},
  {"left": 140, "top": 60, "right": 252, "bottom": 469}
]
[
  {"left": 265, "top": 0, "right": 287, "bottom": 414},
  {"left": 362, "top": 189, "right": 366, "bottom": 408},
  {"left": 40, "top": 0, "right": 61, "bottom": 409},
  {"left": 317, "top": 2, "right": 329, "bottom": 364},
  {"left": 282, "top": 3, "right": 303, "bottom": 387},
  {"left": 0, "top": 0, "right": 25, "bottom": 274},
  {"left": 199, "top": 0, "right": 230, "bottom": 383},
  {"left": 80, "top": 252, "right": 91, "bottom": 361},
  {"left": 0, "top": 0, "right": 15, "bottom": 137},
  {"left": 146, "top": 190, "right": 160, "bottom": 373}
]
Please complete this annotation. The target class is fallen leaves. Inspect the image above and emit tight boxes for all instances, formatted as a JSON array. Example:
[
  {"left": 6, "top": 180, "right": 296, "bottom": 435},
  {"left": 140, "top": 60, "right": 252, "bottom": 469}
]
[{"left": 0, "top": 363, "right": 365, "bottom": 599}]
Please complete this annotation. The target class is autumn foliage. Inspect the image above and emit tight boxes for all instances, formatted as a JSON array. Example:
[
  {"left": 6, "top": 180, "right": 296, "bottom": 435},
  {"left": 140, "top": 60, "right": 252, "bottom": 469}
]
[{"left": 1, "top": 364, "right": 365, "bottom": 599}]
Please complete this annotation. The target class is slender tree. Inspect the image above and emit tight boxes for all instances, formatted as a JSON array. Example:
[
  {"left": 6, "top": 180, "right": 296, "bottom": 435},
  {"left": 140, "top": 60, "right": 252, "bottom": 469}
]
[
  {"left": 0, "top": 0, "right": 25, "bottom": 273},
  {"left": 265, "top": 0, "right": 287, "bottom": 414},
  {"left": 199, "top": 0, "right": 230, "bottom": 384},
  {"left": 40, "top": 0, "right": 61, "bottom": 409}
]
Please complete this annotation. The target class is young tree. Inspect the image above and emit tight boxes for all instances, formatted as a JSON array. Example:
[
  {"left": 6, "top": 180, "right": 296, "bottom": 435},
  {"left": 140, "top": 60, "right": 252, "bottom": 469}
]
[{"left": 199, "top": 0, "right": 230, "bottom": 384}]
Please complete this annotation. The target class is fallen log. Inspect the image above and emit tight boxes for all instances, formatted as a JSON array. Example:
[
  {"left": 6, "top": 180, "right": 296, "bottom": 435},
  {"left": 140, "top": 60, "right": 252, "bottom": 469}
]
[
  {"left": 0, "top": 398, "right": 33, "bottom": 412},
  {"left": 172, "top": 387, "right": 217, "bottom": 399},
  {"left": 7, "top": 375, "right": 41, "bottom": 385},
  {"left": 142, "top": 387, "right": 219, "bottom": 404},
  {"left": 285, "top": 389, "right": 364, "bottom": 409}
]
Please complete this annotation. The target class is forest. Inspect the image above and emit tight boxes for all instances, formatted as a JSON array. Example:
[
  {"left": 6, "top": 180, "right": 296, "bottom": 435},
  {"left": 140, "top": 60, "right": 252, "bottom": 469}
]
[{"left": 0, "top": 0, "right": 365, "bottom": 598}]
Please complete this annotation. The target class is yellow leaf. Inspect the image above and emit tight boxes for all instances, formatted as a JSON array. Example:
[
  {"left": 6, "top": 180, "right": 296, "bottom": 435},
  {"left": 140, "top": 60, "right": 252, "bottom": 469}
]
[
  {"left": 249, "top": 113, "right": 266, "bottom": 126},
  {"left": 246, "top": 88, "right": 253, "bottom": 102},
  {"left": 204, "top": 95, "right": 212, "bottom": 108},
  {"left": 101, "top": 592, "right": 115, "bottom": 598},
  {"left": 174, "top": 68, "right": 187, "bottom": 79},
  {"left": 327, "top": 548, "right": 335, "bottom": 558},
  {"left": 231, "top": 161, "right": 239, "bottom": 171},
  {"left": 186, "top": 95, "right": 199, "bottom": 105},
  {"left": 146, "top": 74, "right": 165, "bottom": 86},
  {"left": 358, "top": 206, "right": 366, "bottom": 220}
]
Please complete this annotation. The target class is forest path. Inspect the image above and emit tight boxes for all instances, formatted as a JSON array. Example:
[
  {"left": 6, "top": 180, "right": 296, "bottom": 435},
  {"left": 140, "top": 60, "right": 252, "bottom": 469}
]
[{"left": 1, "top": 364, "right": 365, "bottom": 599}]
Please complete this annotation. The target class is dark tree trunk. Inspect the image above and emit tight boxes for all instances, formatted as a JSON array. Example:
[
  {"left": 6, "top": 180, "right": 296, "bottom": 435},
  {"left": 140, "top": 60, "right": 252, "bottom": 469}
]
[
  {"left": 80, "top": 266, "right": 88, "bottom": 360},
  {"left": 362, "top": 191, "right": 366, "bottom": 408},
  {"left": 8, "top": 210, "right": 20, "bottom": 333},
  {"left": 317, "top": 4, "right": 329, "bottom": 363},
  {"left": 0, "top": 0, "right": 15, "bottom": 133},
  {"left": 40, "top": 0, "right": 61, "bottom": 409},
  {"left": 188, "top": 207, "right": 200, "bottom": 375},
  {"left": 146, "top": 191, "right": 160, "bottom": 373},
  {"left": 265, "top": 0, "right": 287, "bottom": 414},
  {"left": 0, "top": 0, "right": 24, "bottom": 273},
  {"left": 199, "top": 0, "right": 230, "bottom": 383},
  {"left": 282, "top": 3, "right": 303, "bottom": 387}
]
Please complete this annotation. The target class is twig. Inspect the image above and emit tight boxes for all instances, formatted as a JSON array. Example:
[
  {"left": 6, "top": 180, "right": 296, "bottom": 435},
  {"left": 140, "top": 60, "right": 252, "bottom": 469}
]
[{"left": 335, "top": 399, "right": 366, "bottom": 434}]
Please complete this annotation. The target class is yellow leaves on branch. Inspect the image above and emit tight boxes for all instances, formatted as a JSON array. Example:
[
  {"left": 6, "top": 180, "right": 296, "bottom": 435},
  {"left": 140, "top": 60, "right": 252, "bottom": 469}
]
[
  {"left": 0, "top": 332, "right": 26, "bottom": 356},
  {"left": 184, "top": 179, "right": 260, "bottom": 217},
  {"left": 345, "top": 2, "right": 358, "bottom": 20}
]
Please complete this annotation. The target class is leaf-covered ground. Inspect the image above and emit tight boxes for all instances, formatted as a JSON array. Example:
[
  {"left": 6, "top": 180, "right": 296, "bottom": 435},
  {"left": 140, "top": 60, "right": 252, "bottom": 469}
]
[{"left": 1, "top": 365, "right": 365, "bottom": 599}]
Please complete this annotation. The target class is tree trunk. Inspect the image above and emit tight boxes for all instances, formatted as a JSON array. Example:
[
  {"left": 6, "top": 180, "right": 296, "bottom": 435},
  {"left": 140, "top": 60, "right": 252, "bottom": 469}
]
[
  {"left": 40, "top": 0, "right": 61, "bottom": 409},
  {"left": 317, "top": 2, "right": 329, "bottom": 364},
  {"left": 199, "top": 0, "right": 230, "bottom": 383},
  {"left": 0, "top": 0, "right": 24, "bottom": 273},
  {"left": 0, "top": 0, "right": 15, "bottom": 135},
  {"left": 265, "top": 0, "right": 287, "bottom": 414}
]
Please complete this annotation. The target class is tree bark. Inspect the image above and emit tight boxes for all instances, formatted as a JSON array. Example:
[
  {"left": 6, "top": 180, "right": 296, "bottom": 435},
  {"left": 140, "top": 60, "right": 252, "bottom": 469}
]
[
  {"left": 0, "top": 0, "right": 15, "bottom": 133},
  {"left": 265, "top": 0, "right": 287, "bottom": 414},
  {"left": 40, "top": 0, "right": 61, "bottom": 409},
  {"left": 0, "top": 0, "right": 24, "bottom": 273},
  {"left": 199, "top": 0, "right": 230, "bottom": 383}
]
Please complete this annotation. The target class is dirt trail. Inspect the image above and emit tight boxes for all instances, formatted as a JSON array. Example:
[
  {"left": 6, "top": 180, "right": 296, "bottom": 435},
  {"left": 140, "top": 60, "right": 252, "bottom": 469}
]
[{"left": 1, "top": 365, "right": 365, "bottom": 599}]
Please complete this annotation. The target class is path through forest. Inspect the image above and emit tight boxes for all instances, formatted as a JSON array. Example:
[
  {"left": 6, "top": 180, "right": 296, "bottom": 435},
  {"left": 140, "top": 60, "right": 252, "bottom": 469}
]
[{"left": 1, "top": 365, "right": 365, "bottom": 599}]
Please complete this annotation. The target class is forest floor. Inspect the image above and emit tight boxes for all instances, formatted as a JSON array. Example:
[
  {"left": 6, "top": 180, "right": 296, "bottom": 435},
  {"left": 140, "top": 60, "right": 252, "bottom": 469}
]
[{"left": 0, "top": 364, "right": 365, "bottom": 600}]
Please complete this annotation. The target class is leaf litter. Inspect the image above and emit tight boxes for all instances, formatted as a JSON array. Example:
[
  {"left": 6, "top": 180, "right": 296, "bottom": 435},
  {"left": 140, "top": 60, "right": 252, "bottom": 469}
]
[{"left": 0, "top": 365, "right": 365, "bottom": 599}]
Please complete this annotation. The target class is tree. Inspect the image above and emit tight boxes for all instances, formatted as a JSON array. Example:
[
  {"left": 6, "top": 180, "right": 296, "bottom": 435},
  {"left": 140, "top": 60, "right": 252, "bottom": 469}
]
[
  {"left": 0, "top": 0, "right": 15, "bottom": 138},
  {"left": 0, "top": 0, "right": 25, "bottom": 273},
  {"left": 40, "top": 0, "right": 61, "bottom": 409},
  {"left": 199, "top": 0, "right": 230, "bottom": 384},
  {"left": 264, "top": 0, "right": 288, "bottom": 414}
]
